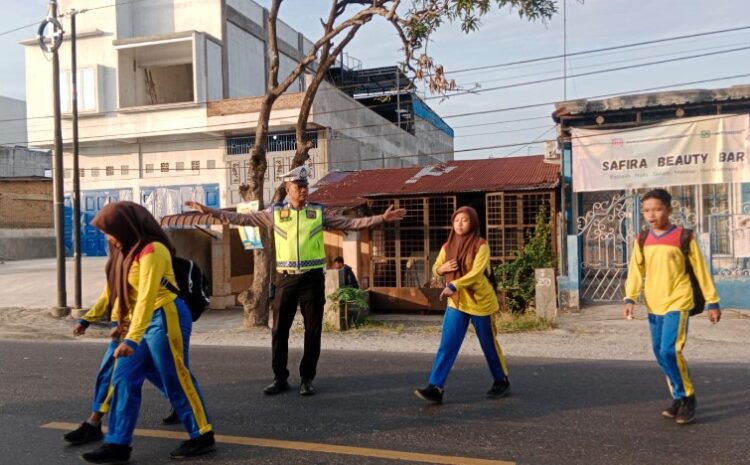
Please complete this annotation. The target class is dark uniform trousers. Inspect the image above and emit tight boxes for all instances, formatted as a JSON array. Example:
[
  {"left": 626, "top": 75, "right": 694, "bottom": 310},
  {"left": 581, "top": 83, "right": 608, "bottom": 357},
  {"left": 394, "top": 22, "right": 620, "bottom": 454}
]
[{"left": 271, "top": 268, "right": 325, "bottom": 381}]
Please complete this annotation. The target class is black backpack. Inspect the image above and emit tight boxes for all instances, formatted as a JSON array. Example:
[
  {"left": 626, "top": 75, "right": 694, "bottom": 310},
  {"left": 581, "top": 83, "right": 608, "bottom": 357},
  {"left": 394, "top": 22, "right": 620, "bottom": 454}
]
[
  {"left": 637, "top": 228, "right": 705, "bottom": 316},
  {"left": 162, "top": 257, "right": 210, "bottom": 322}
]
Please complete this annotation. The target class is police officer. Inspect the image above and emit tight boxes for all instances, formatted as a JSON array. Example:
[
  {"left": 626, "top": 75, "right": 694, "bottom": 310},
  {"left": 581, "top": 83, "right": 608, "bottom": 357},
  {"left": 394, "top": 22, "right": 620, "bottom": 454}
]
[{"left": 186, "top": 165, "right": 406, "bottom": 396}]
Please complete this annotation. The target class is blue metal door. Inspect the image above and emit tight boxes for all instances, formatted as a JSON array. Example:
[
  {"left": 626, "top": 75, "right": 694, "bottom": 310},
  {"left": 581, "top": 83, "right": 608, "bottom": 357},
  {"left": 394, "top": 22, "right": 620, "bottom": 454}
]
[{"left": 64, "top": 189, "right": 133, "bottom": 257}]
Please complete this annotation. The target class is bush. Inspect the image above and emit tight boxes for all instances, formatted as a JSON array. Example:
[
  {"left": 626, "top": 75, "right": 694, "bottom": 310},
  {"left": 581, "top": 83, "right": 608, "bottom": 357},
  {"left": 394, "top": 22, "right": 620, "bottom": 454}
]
[
  {"left": 326, "top": 287, "right": 369, "bottom": 329},
  {"left": 495, "top": 205, "right": 554, "bottom": 313}
]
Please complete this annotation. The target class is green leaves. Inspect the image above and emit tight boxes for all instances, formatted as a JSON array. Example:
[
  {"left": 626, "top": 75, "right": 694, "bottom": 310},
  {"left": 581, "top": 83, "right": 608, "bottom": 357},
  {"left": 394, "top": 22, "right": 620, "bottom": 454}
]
[{"left": 495, "top": 205, "right": 554, "bottom": 312}]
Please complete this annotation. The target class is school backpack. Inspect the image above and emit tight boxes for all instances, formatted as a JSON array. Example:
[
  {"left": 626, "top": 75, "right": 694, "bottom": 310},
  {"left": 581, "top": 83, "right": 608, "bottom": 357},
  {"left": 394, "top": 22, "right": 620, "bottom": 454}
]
[
  {"left": 161, "top": 257, "right": 210, "bottom": 322},
  {"left": 636, "top": 228, "right": 706, "bottom": 316}
]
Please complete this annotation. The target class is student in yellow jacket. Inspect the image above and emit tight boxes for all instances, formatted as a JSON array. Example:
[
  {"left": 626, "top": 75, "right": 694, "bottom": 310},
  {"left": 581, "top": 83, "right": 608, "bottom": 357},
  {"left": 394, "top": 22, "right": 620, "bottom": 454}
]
[
  {"left": 80, "top": 202, "right": 214, "bottom": 465},
  {"left": 415, "top": 206, "right": 510, "bottom": 404},
  {"left": 63, "top": 258, "right": 177, "bottom": 446},
  {"left": 624, "top": 189, "right": 721, "bottom": 425}
]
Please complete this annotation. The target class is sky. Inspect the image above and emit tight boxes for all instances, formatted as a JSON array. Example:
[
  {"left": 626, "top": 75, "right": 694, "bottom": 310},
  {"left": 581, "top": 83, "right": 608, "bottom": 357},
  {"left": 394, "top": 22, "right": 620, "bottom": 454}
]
[{"left": 3, "top": 0, "right": 750, "bottom": 159}]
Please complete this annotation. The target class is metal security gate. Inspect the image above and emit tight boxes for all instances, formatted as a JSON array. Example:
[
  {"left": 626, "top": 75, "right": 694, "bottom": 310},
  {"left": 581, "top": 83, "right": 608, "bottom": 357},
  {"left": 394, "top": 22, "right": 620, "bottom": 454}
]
[
  {"left": 577, "top": 193, "right": 636, "bottom": 302},
  {"left": 576, "top": 191, "right": 699, "bottom": 302}
]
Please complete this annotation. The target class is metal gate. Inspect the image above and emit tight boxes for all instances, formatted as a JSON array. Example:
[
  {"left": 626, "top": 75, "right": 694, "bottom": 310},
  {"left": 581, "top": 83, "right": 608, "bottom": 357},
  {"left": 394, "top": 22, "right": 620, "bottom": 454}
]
[
  {"left": 576, "top": 192, "right": 699, "bottom": 302},
  {"left": 577, "top": 193, "right": 635, "bottom": 302}
]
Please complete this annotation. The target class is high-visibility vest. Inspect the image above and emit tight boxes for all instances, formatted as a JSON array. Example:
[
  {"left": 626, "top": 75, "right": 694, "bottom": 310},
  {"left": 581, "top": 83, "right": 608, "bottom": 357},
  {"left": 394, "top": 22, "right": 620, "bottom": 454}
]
[{"left": 272, "top": 202, "right": 326, "bottom": 272}]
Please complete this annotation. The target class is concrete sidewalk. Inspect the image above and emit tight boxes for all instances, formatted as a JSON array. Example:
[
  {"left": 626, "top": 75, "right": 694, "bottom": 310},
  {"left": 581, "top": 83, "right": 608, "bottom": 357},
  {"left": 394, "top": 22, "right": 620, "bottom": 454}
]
[{"left": 1, "top": 257, "right": 748, "bottom": 363}]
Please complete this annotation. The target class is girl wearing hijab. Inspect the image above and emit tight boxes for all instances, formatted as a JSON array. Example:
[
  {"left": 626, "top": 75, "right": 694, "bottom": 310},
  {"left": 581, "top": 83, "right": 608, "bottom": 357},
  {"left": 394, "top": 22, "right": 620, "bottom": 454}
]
[
  {"left": 81, "top": 201, "right": 214, "bottom": 464},
  {"left": 414, "top": 206, "right": 510, "bottom": 404},
  {"left": 63, "top": 242, "right": 171, "bottom": 447}
]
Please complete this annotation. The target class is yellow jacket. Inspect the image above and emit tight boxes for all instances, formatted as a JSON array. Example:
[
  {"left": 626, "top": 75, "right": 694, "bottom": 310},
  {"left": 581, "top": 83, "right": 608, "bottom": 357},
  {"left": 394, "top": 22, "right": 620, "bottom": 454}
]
[
  {"left": 81, "top": 242, "right": 178, "bottom": 344},
  {"left": 433, "top": 243, "right": 499, "bottom": 316},
  {"left": 624, "top": 226, "right": 720, "bottom": 315}
]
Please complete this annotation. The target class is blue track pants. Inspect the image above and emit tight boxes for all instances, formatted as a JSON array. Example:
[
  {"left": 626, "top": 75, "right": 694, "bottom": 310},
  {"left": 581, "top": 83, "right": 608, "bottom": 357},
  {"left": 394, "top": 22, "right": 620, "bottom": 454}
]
[
  {"left": 428, "top": 307, "right": 509, "bottom": 389},
  {"left": 106, "top": 299, "right": 212, "bottom": 445}
]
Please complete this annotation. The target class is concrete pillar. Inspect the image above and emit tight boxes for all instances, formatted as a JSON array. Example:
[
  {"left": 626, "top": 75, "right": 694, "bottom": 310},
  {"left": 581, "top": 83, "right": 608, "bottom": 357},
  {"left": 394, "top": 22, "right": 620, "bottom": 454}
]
[
  {"left": 209, "top": 225, "right": 235, "bottom": 309},
  {"left": 558, "top": 235, "right": 580, "bottom": 312},
  {"left": 323, "top": 270, "right": 342, "bottom": 330},
  {"left": 535, "top": 268, "right": 557, "bottom": 322},
  {"left": 342, "top": 230, "right": 360, "bottom": 279}
]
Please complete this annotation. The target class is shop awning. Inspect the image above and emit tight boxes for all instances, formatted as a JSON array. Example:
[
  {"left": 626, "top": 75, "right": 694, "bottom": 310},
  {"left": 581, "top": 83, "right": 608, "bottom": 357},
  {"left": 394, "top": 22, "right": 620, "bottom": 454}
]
[{"left": 160, "top": 211, "right": 224, "bottom": 228}]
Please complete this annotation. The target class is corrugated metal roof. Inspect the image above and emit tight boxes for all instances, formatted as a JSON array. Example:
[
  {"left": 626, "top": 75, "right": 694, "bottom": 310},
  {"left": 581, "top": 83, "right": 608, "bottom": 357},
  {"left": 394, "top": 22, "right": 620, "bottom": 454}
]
[
  {"left": 309, "top": 156, "right": 559, "bottom": 208},
  {"left": 554, "top": 84, "right": 750, "bottom": 117}
]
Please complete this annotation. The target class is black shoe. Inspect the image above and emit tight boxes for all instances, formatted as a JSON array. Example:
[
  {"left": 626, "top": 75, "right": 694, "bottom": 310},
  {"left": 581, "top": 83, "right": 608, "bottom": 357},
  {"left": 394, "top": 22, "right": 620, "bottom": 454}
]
[
  {"left": 300, "top": 379, "right": 316, "bottom": 396},
  {"left": 63, "top": 421, "right": 103, "bottom": 446},
  {"left": 661, "top": 399, "right": 682, "bottom": 418},
  {"left": 263, "top": 379, "right": 290, "bottom": 395},
  {"left": 414, "top": 384, "right": 443, "bottom": 404},
  {"left": 81, "top": 443, "right": 131, "bottom": 465},
  {"left": 675, "top": 395, "right": 696, "bottom": 425},
  {"left": 162, "top": 408, "right": 180, "bottom": 425},
  {"left": 170, "top": 431, "right": 216, "bottom": 459},
  {"left": 487, "top": 379, "right": 511, "bottom": 398}
]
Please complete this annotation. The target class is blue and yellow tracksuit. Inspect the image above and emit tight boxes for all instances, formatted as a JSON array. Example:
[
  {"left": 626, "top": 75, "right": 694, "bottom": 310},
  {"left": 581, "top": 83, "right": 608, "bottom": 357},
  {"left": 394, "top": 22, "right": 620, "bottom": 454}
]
[
  {"left": 98, "top": 242, "right": 212, "bottom": 445},
  {"left": 625, "top": 226, "right": 720, "bottom": 399},
  {"left": 428, "top": 242, "right": 509, "bottom": 388},
  {"left": 80, "top": 290, "right": 164, "bottom": 414}
]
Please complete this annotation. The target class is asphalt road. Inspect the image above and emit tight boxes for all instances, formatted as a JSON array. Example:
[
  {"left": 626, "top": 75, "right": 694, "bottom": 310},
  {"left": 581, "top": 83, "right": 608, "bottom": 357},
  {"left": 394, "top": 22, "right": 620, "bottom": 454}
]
[{"left": 0, "top": 339, "right": 747, "bottom": 465}]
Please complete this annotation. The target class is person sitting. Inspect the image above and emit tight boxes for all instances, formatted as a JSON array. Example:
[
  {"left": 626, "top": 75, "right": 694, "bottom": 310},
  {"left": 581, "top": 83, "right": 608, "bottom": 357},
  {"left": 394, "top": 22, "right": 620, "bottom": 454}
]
[{"left": 333, "top": 256, "right": 359, "bottom": 289}]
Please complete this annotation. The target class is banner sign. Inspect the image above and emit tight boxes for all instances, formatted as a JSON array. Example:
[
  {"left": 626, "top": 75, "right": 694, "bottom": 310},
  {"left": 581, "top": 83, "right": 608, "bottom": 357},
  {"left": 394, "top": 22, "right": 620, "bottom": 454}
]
[
  {"left": 237, "top": 201, "right": 263, "bottom": 250},
  {"left": 571, "top": 115, "right": 750, "bottom": 192}
]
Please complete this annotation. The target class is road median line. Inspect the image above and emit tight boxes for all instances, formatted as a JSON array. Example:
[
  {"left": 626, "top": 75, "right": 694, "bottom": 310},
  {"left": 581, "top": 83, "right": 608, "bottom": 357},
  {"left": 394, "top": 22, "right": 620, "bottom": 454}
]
[{"left": 42, "top": 421, "right": 514, "bottom": 465}]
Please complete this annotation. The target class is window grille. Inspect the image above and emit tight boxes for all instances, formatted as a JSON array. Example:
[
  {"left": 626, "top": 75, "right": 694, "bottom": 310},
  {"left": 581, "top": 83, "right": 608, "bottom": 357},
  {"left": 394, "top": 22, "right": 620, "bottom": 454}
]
[
  {"left": 226, "top": 131, "right": 319, "bottom": 155},
  {"left": 486, "top": 191, "right": 554, "bottom": 268},
  {"left": 369, "top": 196, "right": 455, "bottom": 287}
]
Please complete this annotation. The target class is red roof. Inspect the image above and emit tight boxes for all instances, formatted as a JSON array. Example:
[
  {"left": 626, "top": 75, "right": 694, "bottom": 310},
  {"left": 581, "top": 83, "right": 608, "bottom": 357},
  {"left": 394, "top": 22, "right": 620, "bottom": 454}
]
[{"left": 309, "top": 156, "right": 559, "bottom": 208}]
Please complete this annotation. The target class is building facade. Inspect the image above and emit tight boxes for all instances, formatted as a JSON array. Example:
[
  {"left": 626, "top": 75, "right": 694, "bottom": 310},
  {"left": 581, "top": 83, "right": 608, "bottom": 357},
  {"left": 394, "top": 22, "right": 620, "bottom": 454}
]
[
  {"left": 310, "top": 156, "right": 560, "bottom": 312},
  {"left": 555, "top": 85, "right": 750, "bottom": 310},
  {"left": 21, "top": 0, "right": 454, "bottom": 258}
]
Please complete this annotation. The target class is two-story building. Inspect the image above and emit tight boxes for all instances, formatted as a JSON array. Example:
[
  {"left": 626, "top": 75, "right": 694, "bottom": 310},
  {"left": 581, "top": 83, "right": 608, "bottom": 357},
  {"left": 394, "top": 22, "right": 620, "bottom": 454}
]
[{"left": 21, "top": 0, "right": 453, "bottom": 307}]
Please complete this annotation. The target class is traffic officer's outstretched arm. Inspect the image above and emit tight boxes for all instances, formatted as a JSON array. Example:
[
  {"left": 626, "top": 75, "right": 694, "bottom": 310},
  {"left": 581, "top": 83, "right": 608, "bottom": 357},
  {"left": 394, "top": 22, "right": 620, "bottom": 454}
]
[
  {"left": 323, "top": 204, "right": 407, "bottom": 230},
  {"left": 185, "top": 200, "right": 273, "bottom": 228}
]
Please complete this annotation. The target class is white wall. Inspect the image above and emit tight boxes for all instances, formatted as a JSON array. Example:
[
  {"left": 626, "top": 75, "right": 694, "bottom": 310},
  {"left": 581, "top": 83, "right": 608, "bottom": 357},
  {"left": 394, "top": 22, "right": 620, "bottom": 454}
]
[
  {"left": 227, "top": 0, "right": 265, "bottom": 24},
  {"left": 312, "top": 81, "right": 427, "bottom": 170},
  {"left": 0, "top": 96, "right": 28, "bottom": 146},
  {"left": 206, "top": 40, "right": 223, "bottom": 101},
  {"left": 227, "top": 23, "right": 266, "bottom": 98}
]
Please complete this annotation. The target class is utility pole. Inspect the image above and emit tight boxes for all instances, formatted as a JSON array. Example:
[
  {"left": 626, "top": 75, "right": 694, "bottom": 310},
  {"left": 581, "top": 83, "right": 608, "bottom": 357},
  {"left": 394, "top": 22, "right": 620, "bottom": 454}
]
[
  {"left": 70, "top": 9, "right": 83, "bottom": 312},
  {"left": 39, "top": 0, "right": 70, "bottom": 317}
]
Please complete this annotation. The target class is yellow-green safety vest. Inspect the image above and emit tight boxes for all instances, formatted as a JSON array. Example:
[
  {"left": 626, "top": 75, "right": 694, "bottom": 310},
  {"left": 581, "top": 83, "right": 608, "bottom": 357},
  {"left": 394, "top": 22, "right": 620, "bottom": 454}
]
[{"left": 272, "top": 202, "right": 326, "bottom": 272}]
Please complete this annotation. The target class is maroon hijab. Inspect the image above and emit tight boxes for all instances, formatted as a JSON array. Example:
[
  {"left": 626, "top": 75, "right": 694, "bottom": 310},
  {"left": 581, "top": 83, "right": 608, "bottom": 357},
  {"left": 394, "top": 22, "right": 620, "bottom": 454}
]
[
  {"left": 91, "top": 201, "right": 175, "bottom": 326},
  {"left": 443, "top": 206, "right": 486, "bottom": 286}
]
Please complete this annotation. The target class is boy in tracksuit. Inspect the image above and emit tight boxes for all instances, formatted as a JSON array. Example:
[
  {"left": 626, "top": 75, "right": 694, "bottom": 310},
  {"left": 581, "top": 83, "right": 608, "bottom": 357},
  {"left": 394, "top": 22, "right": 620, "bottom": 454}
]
[{"left": 624, "top": 189, "right": 721, "bottom": 425}]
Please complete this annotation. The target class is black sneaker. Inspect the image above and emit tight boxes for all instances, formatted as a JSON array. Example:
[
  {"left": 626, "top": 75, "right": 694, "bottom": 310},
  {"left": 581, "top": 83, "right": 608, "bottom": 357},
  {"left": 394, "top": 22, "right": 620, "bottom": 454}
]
[
  {"left": 162, "top": 408, "right": 180, "bottom": 425},
  {"left": 487, "top": 379, "right": 511, "bottom": 398},
  {"left": 63, "top": 421, "right": 103, "bottom": 446},
  {"left": 170, "top": 431, "right": 216, "bottom": 459},
  {"left": 81, "top": 443, "right": 131, "bottom": 465},
  {"left": 263, "top": 379, "right": 290, "bottom": 395},
  {"left": 414, "top": 385, "right": 443, "bottom": 404},
  {"left": 675, "top": 395, "right": 696, "bottom": 425},
  {"left": 661, "top": 399, "right": 682, "bottom": 418}
]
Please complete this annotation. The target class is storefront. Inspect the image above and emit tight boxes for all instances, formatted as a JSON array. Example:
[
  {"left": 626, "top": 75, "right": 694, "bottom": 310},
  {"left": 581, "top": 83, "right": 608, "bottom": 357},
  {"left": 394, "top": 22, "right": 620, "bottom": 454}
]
[{"left": 555, "top": 86, "right": 750, "bottom": 310}]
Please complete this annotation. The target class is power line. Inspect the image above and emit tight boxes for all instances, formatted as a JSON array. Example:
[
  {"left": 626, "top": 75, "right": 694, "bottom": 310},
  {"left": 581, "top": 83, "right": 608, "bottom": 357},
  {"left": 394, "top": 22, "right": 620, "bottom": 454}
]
[
  {"left": 5, "top": 5, "right": 749, "bottom": 119},
  {"left": 0, "top": 21, "right": 39, "bottom": 38},
  {"left": 10, "top": 39, "right": 750, "bottom": 141},
  {"left": 448, "top": 24, "right": 750, "bottom": 75},
  {"left": 455, "top": 39, "right": 750, "bottom": 90},
  {"left": 429, "top": 45, "right": 750, "bottom": 100},
  {"left": 7, "top": 70, "right": 750, "bottom": 148}
]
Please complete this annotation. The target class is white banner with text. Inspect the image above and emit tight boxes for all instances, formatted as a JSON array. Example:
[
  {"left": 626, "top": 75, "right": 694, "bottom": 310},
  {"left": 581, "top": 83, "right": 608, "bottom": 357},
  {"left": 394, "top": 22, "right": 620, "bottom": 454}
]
[{"left": 571, "top": 114, "right": 750, "bottom": 192}]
